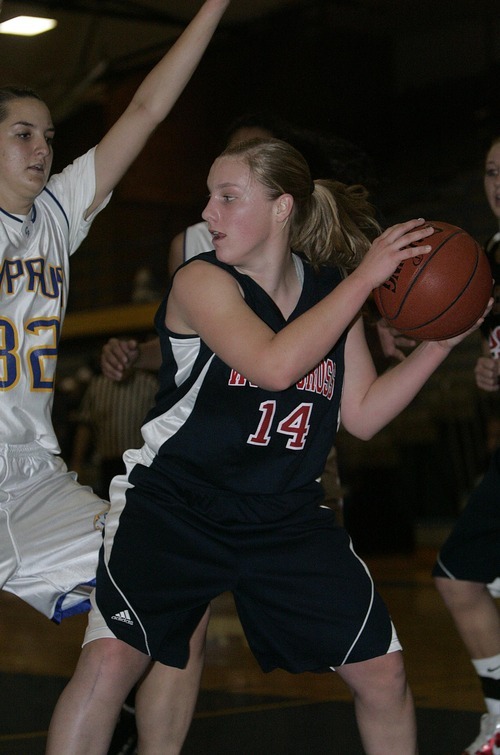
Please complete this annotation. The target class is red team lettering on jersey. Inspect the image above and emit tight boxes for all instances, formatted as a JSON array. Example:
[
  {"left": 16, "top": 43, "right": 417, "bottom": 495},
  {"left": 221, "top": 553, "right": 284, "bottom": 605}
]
[
  {"left": 228, "top": 358, "right": 336, "bottom": 400},
  {"left": 489, "top": 326, "right": 500, "bottom": 359}
]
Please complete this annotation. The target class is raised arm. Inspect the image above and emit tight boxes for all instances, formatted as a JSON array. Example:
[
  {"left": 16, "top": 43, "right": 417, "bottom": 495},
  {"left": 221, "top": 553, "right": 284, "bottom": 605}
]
[{"left": 87, "top": 0, "right": 231, "bottom": 217}]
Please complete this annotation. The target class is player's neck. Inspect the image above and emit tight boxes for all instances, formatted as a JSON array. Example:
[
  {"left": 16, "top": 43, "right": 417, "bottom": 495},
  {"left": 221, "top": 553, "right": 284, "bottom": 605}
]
[{"left": 0, "top": 188, "right": 35, "bottom": 217}]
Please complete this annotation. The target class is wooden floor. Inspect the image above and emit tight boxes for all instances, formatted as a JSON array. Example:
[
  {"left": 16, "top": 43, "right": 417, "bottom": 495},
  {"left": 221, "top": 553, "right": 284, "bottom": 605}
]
[{"left": 0, "top": 545, "right": 486, "bottom": 716}]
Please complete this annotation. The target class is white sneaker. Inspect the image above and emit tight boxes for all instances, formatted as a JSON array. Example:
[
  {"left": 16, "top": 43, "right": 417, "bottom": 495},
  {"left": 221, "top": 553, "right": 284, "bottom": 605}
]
[{"left": 462, "top": 713, "right": 500, "bottom": 754}]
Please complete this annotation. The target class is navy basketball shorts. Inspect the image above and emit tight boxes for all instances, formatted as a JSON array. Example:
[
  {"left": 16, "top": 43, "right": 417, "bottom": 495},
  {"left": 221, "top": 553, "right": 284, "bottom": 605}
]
[
  {"left": 93, "top": 452, "right": 401, "bottom": 673},
  {"left": 433, "top": 448, "right": 500, "bottom": 585}
]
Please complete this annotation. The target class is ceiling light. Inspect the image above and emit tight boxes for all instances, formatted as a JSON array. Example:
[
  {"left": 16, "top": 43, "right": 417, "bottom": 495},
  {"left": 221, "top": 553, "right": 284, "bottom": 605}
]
[{"left": 0, "top": 16, "right": 57, "bottom": 36}]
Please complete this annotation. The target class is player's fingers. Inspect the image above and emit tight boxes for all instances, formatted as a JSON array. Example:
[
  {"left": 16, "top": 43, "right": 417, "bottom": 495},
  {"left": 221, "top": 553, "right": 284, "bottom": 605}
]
[
  {"left": 101, "top": 345, "right": 127, "bottom": 376},
  {"left": 103, "top": 338, "right": 130, "bottom": 366},
  {"left": 474, "top": 360, "right": 496, "bottom": 379},
  {"left": 475, "top": 373, "right": 499, "bottom": 392},
  {"left": 393, "top": 335, "right": 417, "bottom": 348},
  {"left": 100, "top": 357, "right": 124, "bottom": 378},
  {"left": 378, "top": 218, "right": 431, "bottom": 244},
  {"left": 377, "top": 218, "right": 425, "bottom": 238},
  {"left": 458, "top": 300, "right": 494, "bottom": 342},
  {"left": 396, "top": 226, "right": 435, "bottom": 252}
]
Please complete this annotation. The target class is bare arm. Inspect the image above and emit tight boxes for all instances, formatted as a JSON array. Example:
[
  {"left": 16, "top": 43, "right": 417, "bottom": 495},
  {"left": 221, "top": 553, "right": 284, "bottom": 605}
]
[
  {"left": 167, "top": 220, "right": 437, "bottom": 391},
  {"left": 339, "top": 317, "right": 470, "bottom": 439},
  {"left": 87, "top": 0, "right": 231, "bottom": 217}
]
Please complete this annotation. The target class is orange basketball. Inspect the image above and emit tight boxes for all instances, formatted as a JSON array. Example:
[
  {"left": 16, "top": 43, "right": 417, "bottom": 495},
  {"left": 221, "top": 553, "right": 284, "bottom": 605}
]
[{"left": 373, "top": 221, "right": 492, "bottom": 340}]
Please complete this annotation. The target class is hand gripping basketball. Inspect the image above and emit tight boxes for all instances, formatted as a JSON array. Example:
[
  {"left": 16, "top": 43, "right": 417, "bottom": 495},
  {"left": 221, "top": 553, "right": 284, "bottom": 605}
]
[{"left": 373, "top": 221, "right": 493, "bottom": 340}]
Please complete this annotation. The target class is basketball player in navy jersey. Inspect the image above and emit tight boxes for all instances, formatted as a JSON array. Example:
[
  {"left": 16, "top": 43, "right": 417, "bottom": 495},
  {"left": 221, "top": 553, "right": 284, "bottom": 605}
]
[
  {"left": 434, "top": 134, "right": 500, "bottom": 755},
  {"left": 48, "top": 137, "right": 490, "bottom": 754},
  {"left": 0, "top": 1, "right": 230, "bottom": 752}
]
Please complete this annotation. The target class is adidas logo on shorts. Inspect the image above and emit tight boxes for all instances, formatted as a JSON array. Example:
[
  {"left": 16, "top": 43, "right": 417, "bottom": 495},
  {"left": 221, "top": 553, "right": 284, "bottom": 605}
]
[{"left": 111, "top": 609, "right": 133, "bottom": 625}]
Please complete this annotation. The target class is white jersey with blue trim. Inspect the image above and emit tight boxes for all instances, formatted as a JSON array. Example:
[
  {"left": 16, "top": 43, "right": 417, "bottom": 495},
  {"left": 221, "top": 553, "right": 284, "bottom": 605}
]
[{"left": 0, "top": 147, "right": 111, "bottom": 450}]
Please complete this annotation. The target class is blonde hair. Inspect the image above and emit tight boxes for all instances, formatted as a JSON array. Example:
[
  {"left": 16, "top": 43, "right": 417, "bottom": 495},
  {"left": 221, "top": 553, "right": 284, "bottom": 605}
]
[{"left": 221, "top": 137, "right": 380, "bottom": 271}]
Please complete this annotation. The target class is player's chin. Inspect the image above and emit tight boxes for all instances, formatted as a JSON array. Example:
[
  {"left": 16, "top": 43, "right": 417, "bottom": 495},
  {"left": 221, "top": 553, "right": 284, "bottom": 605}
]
[
  {"left": 27, "top": 172, "right": 48, "bottom": 193},
  {"left": 213, "top": 243, "right": 232, "bottom": 263}
]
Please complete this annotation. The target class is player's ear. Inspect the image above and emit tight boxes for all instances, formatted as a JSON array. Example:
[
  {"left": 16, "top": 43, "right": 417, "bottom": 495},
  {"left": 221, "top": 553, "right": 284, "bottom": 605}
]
[{"left": 275, "top": 193, "right": 293, "bottom": 224}]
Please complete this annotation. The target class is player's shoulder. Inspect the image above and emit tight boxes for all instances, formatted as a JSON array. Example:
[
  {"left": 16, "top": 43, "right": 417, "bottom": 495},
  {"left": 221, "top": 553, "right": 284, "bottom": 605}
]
[
  {"left": 173, "top": 251, "right": 231, "bottom": 288},
  {"left": 179, "top": 250, "right": 226, "bottom": 274}
]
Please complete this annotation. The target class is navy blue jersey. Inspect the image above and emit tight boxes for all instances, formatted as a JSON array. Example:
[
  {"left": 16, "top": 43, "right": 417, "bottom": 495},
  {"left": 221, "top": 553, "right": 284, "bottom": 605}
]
[
  {"left": 96, "top": 254, "right": 398, "bottom": 670},
  {"left": 139, "top": 252, "right": 346, "bottom": 497}
]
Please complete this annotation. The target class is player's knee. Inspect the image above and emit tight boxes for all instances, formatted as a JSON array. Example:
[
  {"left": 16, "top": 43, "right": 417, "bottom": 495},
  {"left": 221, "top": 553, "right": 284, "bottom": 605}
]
[
  {"left": 340, "top": 651, "right": 408, "bottom": 705},
  {"left": 434, "top": 575, "right": 486, "bottom": 610},
  {"left": 371, "top": 652, "right": 408, "bottom": 700},
  {"left": 84, "top": 638, "right": 150, "bottom": 685}
]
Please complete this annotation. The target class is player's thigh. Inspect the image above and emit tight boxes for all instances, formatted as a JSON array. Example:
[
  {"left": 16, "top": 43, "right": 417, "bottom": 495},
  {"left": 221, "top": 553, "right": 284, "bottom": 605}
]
[{"left": 234, "top": 519, "right": 397, "bottom": 672}]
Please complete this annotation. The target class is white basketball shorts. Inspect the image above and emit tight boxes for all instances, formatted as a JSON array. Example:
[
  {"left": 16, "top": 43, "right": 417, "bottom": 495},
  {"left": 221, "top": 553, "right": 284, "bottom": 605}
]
[{"left": 0, "top": 443, "right": 108, "bottom": 622}]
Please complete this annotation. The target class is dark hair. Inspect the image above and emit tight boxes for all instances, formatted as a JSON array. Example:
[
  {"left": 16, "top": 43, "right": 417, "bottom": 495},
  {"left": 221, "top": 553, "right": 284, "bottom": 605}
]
[
  {"left": 487, "top": 135, "right": 500, "bottom": 151},
  {"left": 220, "top": 137, "right": 380, "bottom": 272},
  {"left": 224, "top": 111, "right": 377, "bottom": 191},
  {"left": 224, "top": 111, "right": 295, "bottom": 147},
  {"left": 0, "top": 86, "right": 43, "bottom": 124}
]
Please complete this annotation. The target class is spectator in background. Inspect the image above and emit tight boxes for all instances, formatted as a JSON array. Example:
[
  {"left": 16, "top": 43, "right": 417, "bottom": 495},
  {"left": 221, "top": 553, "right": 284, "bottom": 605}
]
[
  {"left": 433, "top": 134, "right": 500, "bottom": 755},
  {"left": 475, "top": 133, "right": 500, "bottom": 446}
]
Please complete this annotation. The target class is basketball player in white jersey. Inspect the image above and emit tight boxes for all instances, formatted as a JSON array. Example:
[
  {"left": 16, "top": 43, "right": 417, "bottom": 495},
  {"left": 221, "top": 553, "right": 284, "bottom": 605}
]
[{"left": 0, "top": 1, "right": 230, "bottom": 751}]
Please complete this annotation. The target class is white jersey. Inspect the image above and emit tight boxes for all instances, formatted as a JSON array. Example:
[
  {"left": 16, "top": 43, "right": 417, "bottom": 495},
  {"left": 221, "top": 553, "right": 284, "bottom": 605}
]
[
  {"left": 0, "top": 147, "right": 111, "bottom": 451},
  {"left": 183, "top": 220, "right": 212, "bottom": 260}
]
